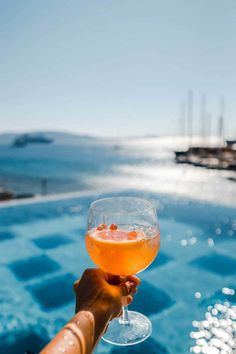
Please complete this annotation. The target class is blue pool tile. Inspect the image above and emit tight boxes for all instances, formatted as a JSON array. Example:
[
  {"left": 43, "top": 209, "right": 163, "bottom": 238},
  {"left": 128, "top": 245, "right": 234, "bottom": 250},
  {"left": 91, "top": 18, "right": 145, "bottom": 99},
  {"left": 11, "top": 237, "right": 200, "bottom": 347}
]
[
  {"left": 148, "top": 252, "right": 174, "bottom": 271},
  {"left": 27, "top": 273, "right": 76, "bottom": 310},
  {"left": 73, "top": 227, "right": 86, "bottom": 235},
  {"left": 111, "top": 337, "right": 169, "bottom": 354},
  {"left": 129, "top": 280, "right": 174, "bottom": 316},
  {"left": 33, "top": 234, "right": 73, "bottom": 250},
  {"left": 0, "top": 230, "right": 15, "bottom": 242},
  {"left": 9, "top": 255, "right": 61, "bottom": 281},
  {"left": 190, "top": 252, "right": 236, "bottom": 276},
  {"left": 0, "top": 332, "right": 48, "bottom": 354}
]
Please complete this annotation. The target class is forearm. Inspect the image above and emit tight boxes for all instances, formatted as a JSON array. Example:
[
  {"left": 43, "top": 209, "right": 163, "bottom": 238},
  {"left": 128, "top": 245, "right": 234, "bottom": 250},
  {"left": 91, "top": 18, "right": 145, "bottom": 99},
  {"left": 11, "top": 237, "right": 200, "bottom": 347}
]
[{"left": 41, "top": 308, "right": 112, "bottom": 354}]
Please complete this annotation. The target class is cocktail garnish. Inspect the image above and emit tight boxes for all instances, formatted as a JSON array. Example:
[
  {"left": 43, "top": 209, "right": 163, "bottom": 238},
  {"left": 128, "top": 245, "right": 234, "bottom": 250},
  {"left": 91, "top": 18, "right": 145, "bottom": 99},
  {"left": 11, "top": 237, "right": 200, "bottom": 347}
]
[
  {"left": 127, "top": 231, "right": 138, "bottom": 240},
  {"left": 96, "top": 224, "right": 107, "bottom": 231},
  {"left": 109, "top": 223, "right": 118, "bottom": 230}
]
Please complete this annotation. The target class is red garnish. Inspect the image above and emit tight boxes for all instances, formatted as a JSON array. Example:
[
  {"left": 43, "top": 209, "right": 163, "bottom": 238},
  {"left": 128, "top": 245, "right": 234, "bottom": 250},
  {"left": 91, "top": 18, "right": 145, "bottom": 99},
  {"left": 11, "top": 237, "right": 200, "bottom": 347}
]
[
  {"left": 109, "top": 223, "right": 118, "bottom": 230},
  {"left": 100, "top": 224, "right": 107, "bottom": 229},
  {"left": 96, "top": 224, "right": 107, "bottom": 231},
  {"left": 127, "top": 231, "right": 138, "bottom": 240}
]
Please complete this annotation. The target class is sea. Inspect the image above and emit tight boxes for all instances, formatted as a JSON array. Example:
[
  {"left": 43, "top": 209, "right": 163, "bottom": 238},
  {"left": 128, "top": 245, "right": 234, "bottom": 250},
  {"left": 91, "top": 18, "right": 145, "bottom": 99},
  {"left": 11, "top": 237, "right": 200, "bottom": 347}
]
[{"left": 0, "top": 134, "right": 236, "bottom": 207}]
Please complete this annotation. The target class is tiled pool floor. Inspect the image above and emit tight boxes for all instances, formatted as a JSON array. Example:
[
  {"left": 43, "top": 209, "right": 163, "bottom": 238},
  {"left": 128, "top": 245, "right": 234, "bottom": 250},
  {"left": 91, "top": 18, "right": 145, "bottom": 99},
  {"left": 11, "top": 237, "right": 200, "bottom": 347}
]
[{"left": 0, "top": 191, "right": 235, "bottom": 353}]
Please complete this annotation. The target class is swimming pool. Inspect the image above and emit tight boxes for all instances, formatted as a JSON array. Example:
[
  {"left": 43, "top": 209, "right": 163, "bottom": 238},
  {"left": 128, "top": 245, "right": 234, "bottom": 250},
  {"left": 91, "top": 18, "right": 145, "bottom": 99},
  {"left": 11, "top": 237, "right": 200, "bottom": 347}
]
[{"left": 0, "top": 191, "right": 235, "bottom": 353}]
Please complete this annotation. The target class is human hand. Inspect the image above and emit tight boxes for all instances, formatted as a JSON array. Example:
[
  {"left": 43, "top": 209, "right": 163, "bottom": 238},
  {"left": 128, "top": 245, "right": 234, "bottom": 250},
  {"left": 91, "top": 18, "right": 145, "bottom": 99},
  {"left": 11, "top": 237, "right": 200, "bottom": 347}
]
[
  {"left": 41, "top": 269, "right": 140, "bottom": 354},
  {"left": 74, "top": 268, "right": 140, "bottom": 320}
]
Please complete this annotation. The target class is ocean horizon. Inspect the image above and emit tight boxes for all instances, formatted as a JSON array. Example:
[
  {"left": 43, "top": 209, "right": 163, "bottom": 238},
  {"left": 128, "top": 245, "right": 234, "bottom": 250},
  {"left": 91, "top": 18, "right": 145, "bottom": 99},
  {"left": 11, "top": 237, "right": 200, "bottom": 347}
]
[{"left": 0, "top": 132, "right": 236, "bottom": 207}]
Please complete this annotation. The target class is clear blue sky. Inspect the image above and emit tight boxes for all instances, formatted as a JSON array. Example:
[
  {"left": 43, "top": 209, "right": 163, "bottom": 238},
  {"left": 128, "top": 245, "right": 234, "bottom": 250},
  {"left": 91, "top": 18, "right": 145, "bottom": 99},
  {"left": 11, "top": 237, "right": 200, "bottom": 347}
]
[{"left": 0, "top": 0, "right": 235, "bottom": 137}]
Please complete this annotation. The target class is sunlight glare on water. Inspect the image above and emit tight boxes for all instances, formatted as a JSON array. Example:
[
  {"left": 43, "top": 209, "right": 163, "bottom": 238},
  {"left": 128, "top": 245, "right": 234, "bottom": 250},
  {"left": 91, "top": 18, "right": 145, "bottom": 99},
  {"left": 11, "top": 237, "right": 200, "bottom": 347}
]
[
  {"left": 190, "top": 294, "right": 236, "bottom": 353},
  {"left": 90, "top": 136, "right": 236, "bottom": 207}
]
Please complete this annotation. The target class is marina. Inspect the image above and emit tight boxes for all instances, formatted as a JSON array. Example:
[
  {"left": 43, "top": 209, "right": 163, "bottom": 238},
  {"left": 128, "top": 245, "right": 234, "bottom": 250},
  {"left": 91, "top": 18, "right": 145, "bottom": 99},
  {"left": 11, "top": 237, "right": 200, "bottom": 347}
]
[{"left": 175, "top": 141, "right": 236, "bottom": 171}]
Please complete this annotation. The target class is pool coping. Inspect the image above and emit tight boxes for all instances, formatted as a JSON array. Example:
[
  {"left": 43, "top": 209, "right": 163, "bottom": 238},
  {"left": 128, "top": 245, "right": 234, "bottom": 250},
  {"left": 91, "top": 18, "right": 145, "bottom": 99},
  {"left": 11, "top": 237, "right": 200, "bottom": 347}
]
[
  {"left": 0, "top": 187, "right": 122, "bottom": 209},
  {"left": 1, "top": 187, "right": 236, "bottom": 214}
]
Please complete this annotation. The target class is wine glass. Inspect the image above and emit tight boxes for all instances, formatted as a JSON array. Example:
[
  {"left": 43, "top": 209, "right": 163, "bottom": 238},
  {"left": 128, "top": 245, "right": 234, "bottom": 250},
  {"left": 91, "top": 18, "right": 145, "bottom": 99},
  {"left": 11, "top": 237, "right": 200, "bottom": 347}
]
[{"left": 86, "top": 196, "right": 160, "bottom": 346}]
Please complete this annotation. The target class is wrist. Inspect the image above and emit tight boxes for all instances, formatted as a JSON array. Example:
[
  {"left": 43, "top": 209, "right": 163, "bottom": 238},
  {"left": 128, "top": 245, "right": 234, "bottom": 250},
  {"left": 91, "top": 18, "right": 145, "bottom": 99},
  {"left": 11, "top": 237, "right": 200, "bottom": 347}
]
[
  {"left": 73, "top": 304, "right": 112, "bottom": 347},
  {"left": 76, "top": 300, "right": 114, "bottom": 322}
]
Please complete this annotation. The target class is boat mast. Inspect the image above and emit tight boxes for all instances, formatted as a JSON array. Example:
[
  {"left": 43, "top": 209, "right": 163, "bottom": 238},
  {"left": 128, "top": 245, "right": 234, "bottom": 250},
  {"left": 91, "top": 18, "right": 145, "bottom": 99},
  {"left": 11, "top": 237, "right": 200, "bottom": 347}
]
[
  {"left": 218, "top": 96, "right": 225, "bottom": 144},
  {"left": 179, "top": 101, "right": 186, "bottom": 137},
  {"left": 201, "top": 93, "right": 207, "bottom": 145},
  {"left": 187, "top": 90, "right": 193, "bottom": 146},
  {"left": 207, "top": 113, "right": 212, "bottom": 146}
]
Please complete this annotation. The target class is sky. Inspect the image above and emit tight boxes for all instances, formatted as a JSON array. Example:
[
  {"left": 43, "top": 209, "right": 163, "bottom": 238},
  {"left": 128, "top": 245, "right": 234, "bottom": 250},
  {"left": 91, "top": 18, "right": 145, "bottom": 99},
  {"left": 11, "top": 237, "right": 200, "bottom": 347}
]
[{"left": 0, "top": 0, "right": 235, "bottom": 137}]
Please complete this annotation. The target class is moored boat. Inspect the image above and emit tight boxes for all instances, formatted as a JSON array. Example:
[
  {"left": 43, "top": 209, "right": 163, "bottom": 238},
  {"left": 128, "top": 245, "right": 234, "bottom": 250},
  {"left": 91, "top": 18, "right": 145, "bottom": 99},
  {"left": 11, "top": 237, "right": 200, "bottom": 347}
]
[{"left": 12, "top": 134, "right": 53, "bottom": 147}]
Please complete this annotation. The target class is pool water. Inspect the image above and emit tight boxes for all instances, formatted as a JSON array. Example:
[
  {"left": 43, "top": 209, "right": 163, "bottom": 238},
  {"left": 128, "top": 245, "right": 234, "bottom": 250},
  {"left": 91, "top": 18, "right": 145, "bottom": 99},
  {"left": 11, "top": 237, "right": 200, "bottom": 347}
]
[{"left": 0, "top": 191, "right": 235, "bottom": 354}]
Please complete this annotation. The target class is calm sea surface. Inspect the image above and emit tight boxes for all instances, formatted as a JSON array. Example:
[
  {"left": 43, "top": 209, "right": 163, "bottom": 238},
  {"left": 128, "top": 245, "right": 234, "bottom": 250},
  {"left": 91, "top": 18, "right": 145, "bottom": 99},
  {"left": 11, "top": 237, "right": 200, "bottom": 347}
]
[{"left": 0, "top": 136, "right": 236, "bottom": 207}]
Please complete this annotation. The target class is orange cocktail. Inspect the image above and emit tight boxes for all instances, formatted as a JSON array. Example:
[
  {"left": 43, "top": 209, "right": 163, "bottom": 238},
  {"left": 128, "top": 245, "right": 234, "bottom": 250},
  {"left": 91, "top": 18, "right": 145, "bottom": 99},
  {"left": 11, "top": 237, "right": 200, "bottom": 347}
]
[
  {"left": 86, "top": 197, "right": 160, "bottom": 346},
  {"left": 86, "top": 225, "right": 160, "bottom": 275}
]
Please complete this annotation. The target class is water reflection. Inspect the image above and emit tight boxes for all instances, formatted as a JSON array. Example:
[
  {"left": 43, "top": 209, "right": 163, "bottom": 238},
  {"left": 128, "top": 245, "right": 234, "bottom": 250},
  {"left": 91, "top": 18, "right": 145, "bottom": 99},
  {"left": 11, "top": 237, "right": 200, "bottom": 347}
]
[{"left": 190, "top": 288, "right": 236, "bottom": 353}]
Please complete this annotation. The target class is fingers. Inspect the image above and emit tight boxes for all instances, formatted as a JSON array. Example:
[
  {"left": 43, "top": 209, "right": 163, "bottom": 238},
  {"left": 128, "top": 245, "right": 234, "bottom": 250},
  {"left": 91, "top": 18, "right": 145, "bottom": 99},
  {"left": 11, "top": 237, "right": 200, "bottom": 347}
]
[
  {"left": 105, "top": 273, "right": 121, "bottom": 285},
  {"left": 126, "top": 295, "right": 133, "bottom": 305},
  {"left": 121, "top": 294, "right": 134, "bottom": 307},
  {"left": 125, "top": 275, "right": 141, "bottom": 286},
  {"left": 75, "top": 269, "right": 140, "bottom": 300},
  {"left": 119, "top": 280, "right": 138, "bottom": 297},
  {"left": 94, "top": 269, "right": 141, "bottom": 288},
  {"left": 100, "top": 270, "right": 140, "bottom": 286}
]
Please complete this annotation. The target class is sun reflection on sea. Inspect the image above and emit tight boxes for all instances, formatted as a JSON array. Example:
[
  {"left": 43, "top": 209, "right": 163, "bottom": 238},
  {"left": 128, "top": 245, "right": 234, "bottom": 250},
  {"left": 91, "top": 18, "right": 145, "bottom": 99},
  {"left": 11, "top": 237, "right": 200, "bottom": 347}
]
[{"left": 89, "top": 136, "right": 236, "bottom": 207}]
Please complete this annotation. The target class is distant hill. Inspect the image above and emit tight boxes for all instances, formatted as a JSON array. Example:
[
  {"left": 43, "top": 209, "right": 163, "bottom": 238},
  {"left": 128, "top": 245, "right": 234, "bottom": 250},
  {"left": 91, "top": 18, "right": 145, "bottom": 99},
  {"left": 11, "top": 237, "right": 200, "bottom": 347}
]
[{"left": 0, "top": 131, "right": 97, "bottom": 145}]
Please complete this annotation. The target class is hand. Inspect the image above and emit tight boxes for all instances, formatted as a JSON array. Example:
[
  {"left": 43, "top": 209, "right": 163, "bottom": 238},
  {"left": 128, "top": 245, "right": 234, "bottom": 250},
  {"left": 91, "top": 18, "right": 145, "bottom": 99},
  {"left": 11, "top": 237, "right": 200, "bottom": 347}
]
[
  {"left": 74, "top": 268, "right": 140, "bottom": 320},
  {"left": 41, "top": 269, "right": 140, "bottom": 354}
]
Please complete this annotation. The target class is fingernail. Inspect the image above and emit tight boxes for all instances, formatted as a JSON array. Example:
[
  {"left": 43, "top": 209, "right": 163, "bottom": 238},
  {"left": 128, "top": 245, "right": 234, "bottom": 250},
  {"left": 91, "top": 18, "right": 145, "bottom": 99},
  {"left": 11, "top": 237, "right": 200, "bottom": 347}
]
[{"left": 129, "top": 281, "right": 136, "bottom": 290}]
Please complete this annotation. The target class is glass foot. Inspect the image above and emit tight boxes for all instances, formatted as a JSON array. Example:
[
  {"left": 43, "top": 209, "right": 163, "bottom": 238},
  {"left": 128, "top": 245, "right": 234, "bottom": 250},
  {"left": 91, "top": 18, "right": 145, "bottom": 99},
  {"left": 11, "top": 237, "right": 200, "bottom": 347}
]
[{"left": 102, "top": 311, "right": 152, "bottom": 346}]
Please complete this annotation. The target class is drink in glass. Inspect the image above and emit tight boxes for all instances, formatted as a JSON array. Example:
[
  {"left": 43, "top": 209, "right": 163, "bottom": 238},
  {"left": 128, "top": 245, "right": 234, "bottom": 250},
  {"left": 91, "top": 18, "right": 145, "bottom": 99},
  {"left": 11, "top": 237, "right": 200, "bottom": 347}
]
[
  {"left": 86, "top": 228, "right": 160, "bottom": 276},
  {"left": 86, "top": 197, "right": 160, "bottom": 346}
]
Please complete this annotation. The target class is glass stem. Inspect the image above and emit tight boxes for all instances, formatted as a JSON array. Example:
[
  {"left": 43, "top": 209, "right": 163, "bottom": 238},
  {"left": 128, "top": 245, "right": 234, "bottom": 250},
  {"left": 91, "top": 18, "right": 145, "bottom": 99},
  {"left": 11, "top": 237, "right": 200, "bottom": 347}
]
[{"left": 119, "top": 305, "right": 130, "bottom": 325}]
